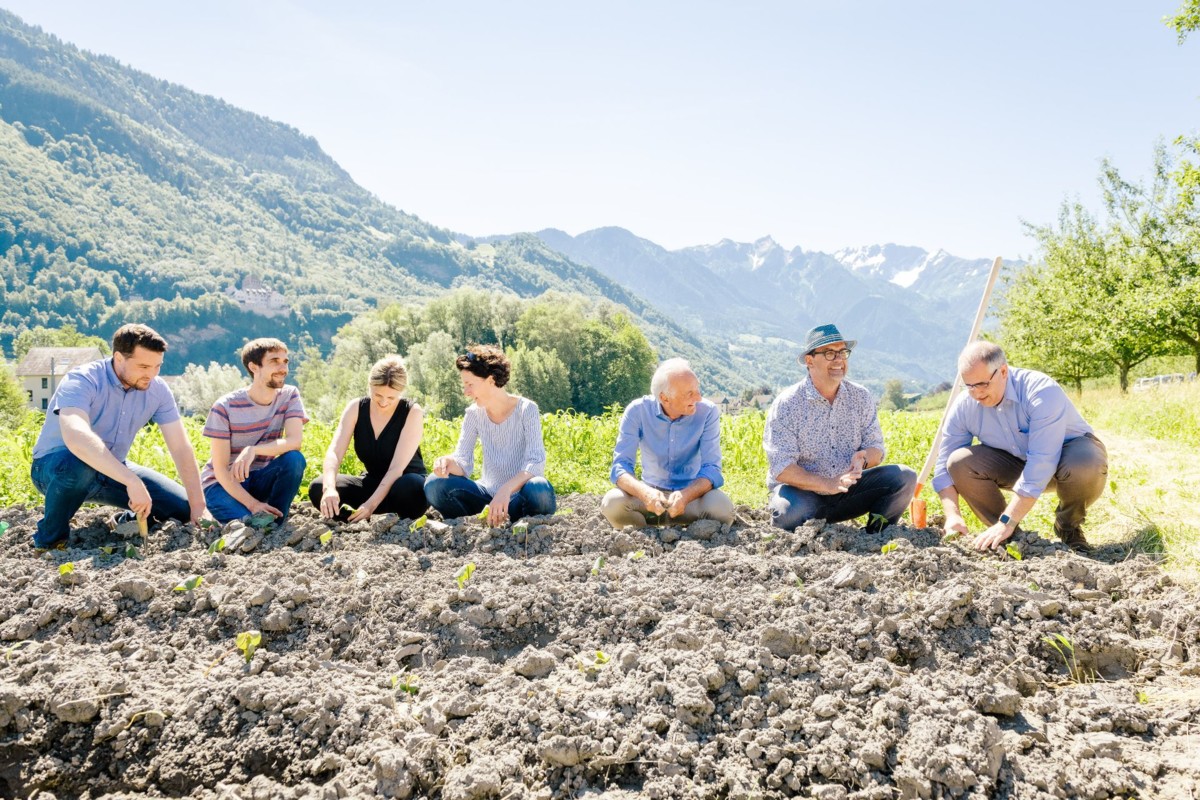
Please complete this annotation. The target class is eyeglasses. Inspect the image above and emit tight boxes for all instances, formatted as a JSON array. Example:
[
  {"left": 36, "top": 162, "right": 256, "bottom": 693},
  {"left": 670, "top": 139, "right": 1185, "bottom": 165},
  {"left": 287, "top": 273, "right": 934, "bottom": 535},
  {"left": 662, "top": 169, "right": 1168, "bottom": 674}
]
[
  {"left": 811, "top": 348, "right": 852, "bottom": 361},
  {"left": 964, "top": 368, "right": 998, "bottom": 391}
]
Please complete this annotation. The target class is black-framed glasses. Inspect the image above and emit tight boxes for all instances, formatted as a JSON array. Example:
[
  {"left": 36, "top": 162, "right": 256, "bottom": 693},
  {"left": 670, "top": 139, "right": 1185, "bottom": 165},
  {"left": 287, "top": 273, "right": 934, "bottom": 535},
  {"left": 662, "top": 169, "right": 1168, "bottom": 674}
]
[
  {"left": 964, "top": 368, "right": 998, "bottom": 391},
  {"left": 812, "top": 348, "right": 852, "bottom": 361}
]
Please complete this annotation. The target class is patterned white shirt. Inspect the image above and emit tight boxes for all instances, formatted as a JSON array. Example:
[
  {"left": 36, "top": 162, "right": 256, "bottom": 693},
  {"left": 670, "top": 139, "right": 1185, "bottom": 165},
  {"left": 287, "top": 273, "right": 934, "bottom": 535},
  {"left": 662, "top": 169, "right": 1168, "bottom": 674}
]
[
  {"left": 451, "top": 397, "right": 547, "bottom": 494},
  {"left": 763, "top": 377, "right": 886, "bottom": 488}
]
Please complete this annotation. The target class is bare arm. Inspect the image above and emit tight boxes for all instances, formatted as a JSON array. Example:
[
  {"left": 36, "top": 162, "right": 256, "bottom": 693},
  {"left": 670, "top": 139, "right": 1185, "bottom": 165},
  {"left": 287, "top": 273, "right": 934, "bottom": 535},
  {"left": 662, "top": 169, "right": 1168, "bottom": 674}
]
[
  {"left": 318, "top": 401, "right": 358, "bottom": 518},
  {"left": 159, "top": 419, "right": 209, "bottom": 523},
  {"left": 59, "top": 409, "right": 151, "bottom": 517},
  {"left": 776, "top": 463, "right": 851, "bottom": 495},
  {"left": 350, "top": 404, "right": 426, "bottom": 522},
  {"left": 211, "top": 437, "right": 280, "bottom": 517}
]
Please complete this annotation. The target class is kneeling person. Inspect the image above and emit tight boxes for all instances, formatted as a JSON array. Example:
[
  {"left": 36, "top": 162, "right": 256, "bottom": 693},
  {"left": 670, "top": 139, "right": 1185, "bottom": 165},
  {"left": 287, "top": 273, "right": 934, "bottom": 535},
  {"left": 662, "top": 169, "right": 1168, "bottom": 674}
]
[
  {"left": 764, "top": 324, "right": 916, "bottom": 533},
  {"left": 602, "top": 359, "right": 734, "bottom": 528},
  {"left": 201, "top": 339, "right": 308, "bottom": 524},
  {"left": 30, "top": 324, "right": 210, "bottom": 548}
]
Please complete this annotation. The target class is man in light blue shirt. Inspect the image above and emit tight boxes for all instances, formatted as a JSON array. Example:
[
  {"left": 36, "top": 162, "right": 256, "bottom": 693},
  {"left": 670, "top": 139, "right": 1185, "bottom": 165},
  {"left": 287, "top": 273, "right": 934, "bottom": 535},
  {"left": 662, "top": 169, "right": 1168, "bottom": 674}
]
[
  {"left": 933, "top": 341, "right": 1107, "bottom": 552},
  {"left": 601, "top": 358, "right": 734, "bottom": 528},
  {"left": 31, "top": 324, "right": 210, "bottom": 548}
]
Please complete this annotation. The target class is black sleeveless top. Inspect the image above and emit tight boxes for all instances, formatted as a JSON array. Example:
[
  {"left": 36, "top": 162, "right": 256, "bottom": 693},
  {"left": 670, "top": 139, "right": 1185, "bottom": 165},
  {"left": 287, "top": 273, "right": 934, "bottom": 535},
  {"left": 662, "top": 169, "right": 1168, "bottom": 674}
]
[{"left": 353, "top": 397, "right": 426, "bottom": 477}]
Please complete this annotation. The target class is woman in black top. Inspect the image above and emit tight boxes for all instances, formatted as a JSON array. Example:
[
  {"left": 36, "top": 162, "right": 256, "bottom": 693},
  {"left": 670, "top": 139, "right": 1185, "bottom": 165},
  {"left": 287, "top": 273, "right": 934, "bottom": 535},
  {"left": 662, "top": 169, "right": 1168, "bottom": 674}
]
[{"left": 309, "top": 355, "right": 428, "bottom": 522}]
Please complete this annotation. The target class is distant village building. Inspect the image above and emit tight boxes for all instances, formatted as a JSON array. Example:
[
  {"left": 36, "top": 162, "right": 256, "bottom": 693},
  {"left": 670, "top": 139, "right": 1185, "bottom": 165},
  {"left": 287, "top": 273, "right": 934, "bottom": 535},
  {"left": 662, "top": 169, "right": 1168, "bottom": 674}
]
[
  {"left": 224, "top": 276, "right": 290, "bottom": 317},
  {"left": 16, "top": 346, "right": 105, "bottom": 411}
]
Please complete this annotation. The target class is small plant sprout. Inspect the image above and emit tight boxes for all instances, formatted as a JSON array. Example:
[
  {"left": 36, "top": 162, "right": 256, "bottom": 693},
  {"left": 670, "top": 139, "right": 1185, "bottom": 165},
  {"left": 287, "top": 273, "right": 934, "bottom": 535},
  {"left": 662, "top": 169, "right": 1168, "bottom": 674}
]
[
  {"left": 1028, "top": 581, "right": 1040, "bottom": 591},
  {"left": 391, "top": 671, "right": 420, "bottom": 697},
  {"left": 576, "top": 650, "right": 611, "bottom": 674},
  {"left": 199, "top": 518, "right": 218, "bottom": 531},
  {"left": 478, "top": 506, "right": 490, "bottom": 522},
  {"left": 1136, "top": 689, "right": 1149, "bottom": 704},
  {"left": 626, "top": 550, "right": 645, "bottom": 561},
  {"left": 0, "top": 521, "right": 9, "bottom": 536},
  {"left": 207, "top": 537, "right": 226, "bottom": 555},
  {"left": 591, "top": 556, "right": 605, "bottom": 576},
  {"left": 868, "top": 512, "right": 889, "bottom": 530},
  {"left": 340, "top": 503, "right": 357, "bottom": 516},
  {"left": 1005, "top": 543, "right": 1023, "bottom": 561},
  {"left": 124, "top": 543, "right": 140, "bottom": 559},
  {"left": 512, "top": 522, "right": 529, "bottom": 537},
  {"left": 174, "top": 575, "right": 204, "bottom": 592},
  {"left": 454, "top": 562, "right": 476, "bottom": 589},
  {"left": 1042, "top": 633, "right": 1094, "bottom": 683},
  {"left": 99, "top": 545, "right": 116, "bottom": 555},
  {"left": 248, "top": 512, "right": 275, "bottom": 530},
  {"left": 236, "top": 630, "right": 262, "bottom": 663},
  {"left": 58, "top": 562, "right": 75, "bottom": 575},
  {"left": 319, "top": 530, "right": 333, "bottom": 547},
  {"left": 410, "top": 515, "right": 427, "bottom": 533},
  {"left": 880, "top": 540, "right": 899, "bottom": 555}
]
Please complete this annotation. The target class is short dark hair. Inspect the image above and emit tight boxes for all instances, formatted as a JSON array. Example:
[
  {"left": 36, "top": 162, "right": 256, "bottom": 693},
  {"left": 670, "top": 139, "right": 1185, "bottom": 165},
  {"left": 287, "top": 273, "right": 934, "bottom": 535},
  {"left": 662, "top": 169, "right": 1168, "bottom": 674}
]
[
  {"left": 455, "top": 344, "right": 510, "bottom": 388},
  {"left": 240, "top": 338, "right": 288, "bottom": 375},
  {"left": 112, "top": 324, "right": 168, "bottom": 357}
]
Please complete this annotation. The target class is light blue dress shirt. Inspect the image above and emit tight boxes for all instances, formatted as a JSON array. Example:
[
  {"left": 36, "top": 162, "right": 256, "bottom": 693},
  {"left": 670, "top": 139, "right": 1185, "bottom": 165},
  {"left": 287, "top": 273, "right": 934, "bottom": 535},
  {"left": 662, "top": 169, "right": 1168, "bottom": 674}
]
[
  {"left": 932, "top": 367, "right": 1093, "bottom": 498},
  {"left": 33, "top": 358, "right": 180, "bottom": 462},
  {"left": 610, "top": 396, "right": 724, "bottom": 492}
]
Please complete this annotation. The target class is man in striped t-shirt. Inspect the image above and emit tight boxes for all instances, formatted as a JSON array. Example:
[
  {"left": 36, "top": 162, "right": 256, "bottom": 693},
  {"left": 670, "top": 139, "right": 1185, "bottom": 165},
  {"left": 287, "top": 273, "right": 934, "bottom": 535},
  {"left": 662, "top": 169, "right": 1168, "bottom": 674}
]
[{"left": 201, "top": 338, "right": 308, "bottom": 524}]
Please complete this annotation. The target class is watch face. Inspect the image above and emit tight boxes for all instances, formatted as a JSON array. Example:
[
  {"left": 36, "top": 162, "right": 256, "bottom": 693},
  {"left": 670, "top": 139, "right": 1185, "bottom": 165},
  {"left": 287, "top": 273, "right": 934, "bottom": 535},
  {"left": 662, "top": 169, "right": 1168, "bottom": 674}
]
[{"left": 999, "top": 514, "right": 1011, "bottom": 524}]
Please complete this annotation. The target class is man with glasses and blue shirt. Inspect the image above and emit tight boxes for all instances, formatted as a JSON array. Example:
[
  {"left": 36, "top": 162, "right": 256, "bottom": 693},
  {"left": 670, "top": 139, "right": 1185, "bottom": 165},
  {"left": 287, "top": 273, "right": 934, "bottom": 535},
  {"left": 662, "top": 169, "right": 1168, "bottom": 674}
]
[
  {"left": 601, "top": 358, "right": 735, "bottom": 528},
  {"left": 764, "top": 324, "right": 917, "bottom": 533},
  {"left": 933, "top": 341, "right": 1107, "bottom": 553}
]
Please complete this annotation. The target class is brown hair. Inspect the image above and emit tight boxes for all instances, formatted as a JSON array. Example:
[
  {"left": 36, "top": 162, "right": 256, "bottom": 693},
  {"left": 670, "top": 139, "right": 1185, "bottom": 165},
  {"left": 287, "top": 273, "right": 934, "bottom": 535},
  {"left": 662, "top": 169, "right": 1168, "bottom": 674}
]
[
  {"left": 455, "top": 344, "right": 510, "bottom": 388},
  {"left": 240, "top": 338, "right": 288, "bottom": 375},
  {"left": 112, "top": 324, "right": 168, "bottom": 357},
  {"left": 369, "top": 355, "right": 408, "bottom": 393}
]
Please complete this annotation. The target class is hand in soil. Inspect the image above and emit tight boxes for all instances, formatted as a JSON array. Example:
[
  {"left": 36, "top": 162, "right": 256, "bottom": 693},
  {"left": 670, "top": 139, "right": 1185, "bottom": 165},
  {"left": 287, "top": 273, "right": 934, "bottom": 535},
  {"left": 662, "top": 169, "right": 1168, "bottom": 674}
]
[{"left": 973, "top": 520, "right": 1015, "bottom": 550}]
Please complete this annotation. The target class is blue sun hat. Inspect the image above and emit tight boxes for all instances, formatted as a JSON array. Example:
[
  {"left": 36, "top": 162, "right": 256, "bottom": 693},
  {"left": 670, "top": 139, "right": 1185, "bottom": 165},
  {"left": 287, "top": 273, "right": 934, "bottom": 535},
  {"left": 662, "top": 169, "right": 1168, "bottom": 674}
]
[{"left": 802, "top": 324, "right": 857, "bottom": 356}]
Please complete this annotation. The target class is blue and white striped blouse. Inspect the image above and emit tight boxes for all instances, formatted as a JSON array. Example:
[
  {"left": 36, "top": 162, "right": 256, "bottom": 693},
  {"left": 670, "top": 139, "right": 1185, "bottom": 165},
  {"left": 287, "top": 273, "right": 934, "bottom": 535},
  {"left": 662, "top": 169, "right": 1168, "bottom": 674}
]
[{"left": 450, "top": 397, "right": 547, "bottom": 494}]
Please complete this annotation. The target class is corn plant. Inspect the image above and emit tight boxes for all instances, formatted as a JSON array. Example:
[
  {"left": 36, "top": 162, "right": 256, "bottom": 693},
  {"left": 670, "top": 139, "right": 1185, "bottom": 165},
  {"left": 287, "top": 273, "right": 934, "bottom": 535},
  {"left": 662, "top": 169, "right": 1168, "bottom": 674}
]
[{"left": 1042, "top": 633, "right": 1094, "bottom": 683}]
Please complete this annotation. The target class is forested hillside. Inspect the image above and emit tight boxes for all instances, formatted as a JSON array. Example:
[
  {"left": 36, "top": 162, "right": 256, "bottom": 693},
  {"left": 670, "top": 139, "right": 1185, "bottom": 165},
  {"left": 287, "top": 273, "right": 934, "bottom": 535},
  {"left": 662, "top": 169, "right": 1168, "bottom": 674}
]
[{"left": 0, "top": 10, "right": 748, "bottom": 390}]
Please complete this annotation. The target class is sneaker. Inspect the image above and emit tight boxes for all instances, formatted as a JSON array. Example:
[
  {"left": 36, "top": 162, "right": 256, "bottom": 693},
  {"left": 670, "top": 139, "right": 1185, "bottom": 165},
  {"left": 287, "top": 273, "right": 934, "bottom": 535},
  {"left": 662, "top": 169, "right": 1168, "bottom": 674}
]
[{"left": 1058, "top": 529, "right": 1093, "bottom": 554}]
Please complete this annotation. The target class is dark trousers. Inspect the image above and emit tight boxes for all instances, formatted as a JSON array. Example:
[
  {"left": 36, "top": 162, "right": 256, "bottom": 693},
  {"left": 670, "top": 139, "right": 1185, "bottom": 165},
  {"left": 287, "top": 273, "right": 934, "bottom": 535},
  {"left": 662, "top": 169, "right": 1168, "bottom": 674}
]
[
  {"left": 308, "top": 472, "right": 429, "bottom": 521},
  {"left": 769, "top": 464, "right": 918, "bottom": 533},
  {"left": 945, "top": 434, "right": 1108, "bottom": 540}
]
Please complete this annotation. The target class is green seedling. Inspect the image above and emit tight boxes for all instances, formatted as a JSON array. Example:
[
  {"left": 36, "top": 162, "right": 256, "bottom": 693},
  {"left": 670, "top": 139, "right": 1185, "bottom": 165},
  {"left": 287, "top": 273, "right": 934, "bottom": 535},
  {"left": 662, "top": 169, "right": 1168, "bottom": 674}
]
[
  {"left": 478, "top": 506, "right": 490, "bottom": 522},
  {"left": 880, "top": 540, "right": 899, "bottom": 555},
  {"left": 410, "top": 515, "right": 427, "bottom": 533},
  {"left": 576, "top": 650, "right": 611, "bottom": 674},
  {"left": 555, "top": 508, "right": 573, "bottom": 516},
  {"left": 1005, "top": 543, "right": 1023, "bottom": 561},
  {"left": 236, "top": 630, "right": 262, "bottom": 663},
  {"left": 199, "top": 518, "right": 218, "bottom": 531},
  {"left": 1042, "top": 632, "right": 1093, "bottom": 683},
  {"left": 0, "top": 521, "right": 8, "bottom": 536},
  {"left": 124, "top": 543, "right": 140, "bottom": 559},
  {"left": 626, "top": 550, "right": 645, "bottom": 561},
  {"left": 512, "top": 522, "right": 529, "bottom": 536},
  {"left": 455, "top": 562, "right": 476, "bottom": 589},
  {"left": 1028, "top": 581, "right": 1040, "bottom": 591},
  {"left": 391, "top": 671, "right": 420, "bottom": 697},
  {"left": 174, "top": 575, "right": 203, "bottom": 592},
  {"left": 207, "top": 537, "right": 226, "bottom": 555},
  {"left": 761, "top": 532, "right": 777, "bottom": 543},
  {"left": 591, "top": 556, "right": 605, "bottom": 576},
  {"left": 868, "top": 512, "right": 889, "bottom": 530},
  {"left": 1136, "top": 689, "right": 1149, "bottom": 704},
  {"left": 319, "top": 530, "right": 333, "bottom": 547},
  {"left": 248, "top": 512, "right": 275, "bottom": 530},
  {"left": 99, "top": 546, "right": 116, "bottom": 555},
  {"left": 58, "top": 562, "right": 75, "bottom": 575}
]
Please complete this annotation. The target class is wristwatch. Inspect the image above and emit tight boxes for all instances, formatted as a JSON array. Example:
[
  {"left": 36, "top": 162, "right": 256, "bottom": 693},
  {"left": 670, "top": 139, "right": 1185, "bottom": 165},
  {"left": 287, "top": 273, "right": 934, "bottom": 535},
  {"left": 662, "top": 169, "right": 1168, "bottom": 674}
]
[{"left": 999, "top": 513, "right": 1012, "bottom": 527}]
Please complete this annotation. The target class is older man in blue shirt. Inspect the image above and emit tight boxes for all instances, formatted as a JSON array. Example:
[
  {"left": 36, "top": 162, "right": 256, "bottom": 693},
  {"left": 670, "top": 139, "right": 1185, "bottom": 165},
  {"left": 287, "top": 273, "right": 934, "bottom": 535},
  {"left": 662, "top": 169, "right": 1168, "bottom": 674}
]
[
  {"left": 30, "top": 324, "right": 210, "bottom": 548},
  {"left": 601, "top": 358, "right": 735, "bottom": 528},
  {"left": 934, "top": 341, "right": 1107, "bottom": 552}
]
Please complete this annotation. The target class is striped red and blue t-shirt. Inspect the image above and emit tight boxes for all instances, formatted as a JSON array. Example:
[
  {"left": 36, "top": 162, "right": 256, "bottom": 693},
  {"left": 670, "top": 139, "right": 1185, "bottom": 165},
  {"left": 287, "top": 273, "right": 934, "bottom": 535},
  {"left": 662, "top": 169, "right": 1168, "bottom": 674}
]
[{"left": 200, "top": 385, "right": 308, "bottom": 489}]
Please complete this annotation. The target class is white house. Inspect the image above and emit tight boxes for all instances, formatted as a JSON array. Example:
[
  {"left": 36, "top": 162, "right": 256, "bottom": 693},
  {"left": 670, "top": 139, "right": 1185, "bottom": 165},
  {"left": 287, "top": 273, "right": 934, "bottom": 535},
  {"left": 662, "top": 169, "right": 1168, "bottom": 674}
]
[{"left": 16, "top": 347, "right": 105, "bottom": 411}]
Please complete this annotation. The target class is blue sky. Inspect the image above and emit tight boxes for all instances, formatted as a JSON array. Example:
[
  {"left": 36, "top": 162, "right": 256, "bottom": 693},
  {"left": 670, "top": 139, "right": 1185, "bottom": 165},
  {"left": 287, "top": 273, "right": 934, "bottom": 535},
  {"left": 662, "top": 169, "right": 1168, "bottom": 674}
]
[{"left": 3, "top": 1, "right": 1198, "bottom": 259}]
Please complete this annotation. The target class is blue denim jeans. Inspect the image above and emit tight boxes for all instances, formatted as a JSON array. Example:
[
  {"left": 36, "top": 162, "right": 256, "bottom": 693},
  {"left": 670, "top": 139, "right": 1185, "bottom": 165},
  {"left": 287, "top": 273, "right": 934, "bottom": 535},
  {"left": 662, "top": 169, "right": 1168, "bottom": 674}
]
[
  {"left": 769, "top": 464, "right": 918, "bottom": 533},
  {"left": 423, "top": 475, "right": 557, "bottom": 521},
  {"left": 203, "top": 450, "right": 307, "bottom": 524},
  {"left": 31, "top": 448, "right": 191, "bottom": 548}
]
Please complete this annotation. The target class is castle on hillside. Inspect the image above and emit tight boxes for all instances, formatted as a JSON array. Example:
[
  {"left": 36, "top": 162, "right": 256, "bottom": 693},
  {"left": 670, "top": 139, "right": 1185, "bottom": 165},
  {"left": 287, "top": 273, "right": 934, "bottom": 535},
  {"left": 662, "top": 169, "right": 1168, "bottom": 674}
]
[{"left": 223, "top": 276, "right": 290, "bottom": 318}]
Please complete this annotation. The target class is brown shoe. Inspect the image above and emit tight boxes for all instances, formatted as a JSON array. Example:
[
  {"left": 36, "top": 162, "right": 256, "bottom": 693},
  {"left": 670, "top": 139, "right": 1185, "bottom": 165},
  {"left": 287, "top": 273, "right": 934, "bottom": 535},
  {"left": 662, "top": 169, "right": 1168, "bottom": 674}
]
[{"left": 1058, "top": 529, "right": 1092, "bottom": 553}]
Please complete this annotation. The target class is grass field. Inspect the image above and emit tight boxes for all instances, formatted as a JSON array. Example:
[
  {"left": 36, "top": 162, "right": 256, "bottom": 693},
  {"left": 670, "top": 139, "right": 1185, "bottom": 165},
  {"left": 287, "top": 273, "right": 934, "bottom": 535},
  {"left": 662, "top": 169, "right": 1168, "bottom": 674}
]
[{"left": 3, "top": 382, "right": 1197, "bottom": 577}]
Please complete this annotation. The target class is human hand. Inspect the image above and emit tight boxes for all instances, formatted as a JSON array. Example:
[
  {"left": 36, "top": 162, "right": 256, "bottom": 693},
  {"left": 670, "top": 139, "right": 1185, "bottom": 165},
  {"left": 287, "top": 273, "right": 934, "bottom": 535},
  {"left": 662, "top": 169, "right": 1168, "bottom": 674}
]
[
  {"left": 432, "top": 456, "right": 454, "bottom": 478},
  {"left": 942, "top": 511, "right": 970, "bottom": 539},
  {"left": 247, "top": 500, "right": 283, "bottom": 519},
  {"left": 666, "top": 491, "right": 688, "bottom": 518},
  {"left": 319, "top": 488, "right": 341, "bottom": 519},
  {"left": 850, "top": 451, "right": 869, "bottom": 475},
  {"left": 816, "top": 474, "right": 853, "bottom": 495},
  {"left": 973, "top": 521, "right": 1014, "bottom": 551},
  {"left": 487, "top": 492, "right": 511, "bottom": 527},
  {"left": 231, "top": 446, "right": 256, "bottom": 482},
  {"left": 125, "top": 477, "right": 152, "bottom": 519},
  {"left": 643, "top": 488, "right": 669, "bottom": 515},
  {"left": 190, "top": 503, "right": 214, "bottom": 527},
  {"left": 347, "top": 499, "right": 377, "bottom": 524}
]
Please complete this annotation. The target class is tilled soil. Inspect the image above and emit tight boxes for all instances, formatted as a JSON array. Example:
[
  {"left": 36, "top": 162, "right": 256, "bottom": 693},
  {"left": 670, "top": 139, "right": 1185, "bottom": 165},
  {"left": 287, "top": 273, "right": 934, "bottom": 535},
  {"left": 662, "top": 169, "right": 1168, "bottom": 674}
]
[{"left": 1, "top": 496, "right": 1198, "bottom": 799}]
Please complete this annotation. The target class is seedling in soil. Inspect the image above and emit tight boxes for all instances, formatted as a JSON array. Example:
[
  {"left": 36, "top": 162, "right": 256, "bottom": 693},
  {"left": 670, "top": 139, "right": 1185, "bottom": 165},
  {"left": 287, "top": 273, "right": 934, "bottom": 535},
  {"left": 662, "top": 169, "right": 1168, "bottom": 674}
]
[
  {"left": 1042, "top": 633, "right": 1093, "bottom": 683},
  {"left": 410, "top": 515, "right": 427, "bottom": 533},
  {"left": 555, "top": 508, "right": 573, "bottom": 516},
  {"left": 124, "top": 543, "right": 140, "bottom": 559},
  {"left": 880, "top": 540, "right": 899, "bottom": 555},
  {"left": 868, "top": 512, "right": 889, "bottom": 531},
  {"left": 391, "top": 671, "right": 420, "bottom": 697},
  {"left": 58, "top": 562, "right": 75, "bottom": 575},
  {"left": 99, "top": 546, "right": 116, "bottom": 555},
  {"left": 199, "top": 518, "right": 218, "bottom": 531},
  {"left": 0, "top": 521, "right": 8, "bottom": 536},
  {"left": 1005, "top": 543, "right": 1023, "bottom": 561},
  {"left": 478, "top": 506, "right": 490, "bottom": 523},
  {"left": 761, "top": 532, "right": 777, "bottom": 543},
  {"left": 576, "top": 650, "right": 610, "bottom": 674},
  {"left": 319, "top": 530, "right": 333, "bottom": 547},
  {"left": 207, "top": 538, "right": 226, "bottom": 555},
  {"left": 248, "top": 512, "right": 275, "bottom": 530},
  {"left": 174, "top": 575, "right": 204, "bottom": 592},
  {"left": 236, "top": 630, "right": 262, "bottom": 663},
  {"left": 591, "top": 556, "right": 605, "bottom": 576},
  {"left": 1136, "top": 690, "right": 1149, "bottom": 704},
  {"left": 626, "top": 550, "right": 645, "bottom": 561},
  {"left": 1028, "top": 581, "right": 1040, "bottom": 591},
  {"left": 511, "top": 522, "right": 528, "bottom": 537},
  {"left": 455, "top": 562, "right": 476, "bottom": 589}
]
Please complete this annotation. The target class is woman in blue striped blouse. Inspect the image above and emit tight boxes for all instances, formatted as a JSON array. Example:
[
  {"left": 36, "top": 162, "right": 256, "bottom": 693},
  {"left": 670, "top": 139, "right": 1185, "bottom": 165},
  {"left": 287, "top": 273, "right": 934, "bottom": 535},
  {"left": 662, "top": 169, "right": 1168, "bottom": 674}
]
[{"left": 424, "top": 345, "right": 557, "bottom": 526}]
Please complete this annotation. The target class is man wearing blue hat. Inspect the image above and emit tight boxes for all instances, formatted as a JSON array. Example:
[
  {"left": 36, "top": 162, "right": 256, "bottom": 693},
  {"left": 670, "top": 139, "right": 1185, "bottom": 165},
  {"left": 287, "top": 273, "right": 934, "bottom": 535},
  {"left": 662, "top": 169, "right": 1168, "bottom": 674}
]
[{"left": 763, "top": 324, "right": 917, "bottom": 533}]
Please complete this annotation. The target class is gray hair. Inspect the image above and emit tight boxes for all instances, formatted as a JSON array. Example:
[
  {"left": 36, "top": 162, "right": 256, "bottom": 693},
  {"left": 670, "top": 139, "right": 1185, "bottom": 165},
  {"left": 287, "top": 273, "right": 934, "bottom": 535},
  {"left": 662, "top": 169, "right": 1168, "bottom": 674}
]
[
  {"left": 958, "top": 341, "right": 1007, "bottom": 375},
  {"left": 651, "top": 358, "right": 694, "bottom": 398}
]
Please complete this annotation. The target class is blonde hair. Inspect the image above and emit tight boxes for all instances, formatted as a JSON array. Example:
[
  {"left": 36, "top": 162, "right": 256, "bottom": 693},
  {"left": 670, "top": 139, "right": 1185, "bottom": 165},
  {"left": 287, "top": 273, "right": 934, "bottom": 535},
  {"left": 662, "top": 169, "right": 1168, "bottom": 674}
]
[{"left": 369, "top": 355, "right": 408, "bottom": 393}]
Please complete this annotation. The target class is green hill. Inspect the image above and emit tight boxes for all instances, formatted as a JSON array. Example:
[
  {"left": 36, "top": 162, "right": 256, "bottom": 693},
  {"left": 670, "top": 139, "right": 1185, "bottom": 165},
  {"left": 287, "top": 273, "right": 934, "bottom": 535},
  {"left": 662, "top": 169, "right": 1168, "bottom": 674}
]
[{"left": 0, "top": 9, "right": 748, "bottom": 391}]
